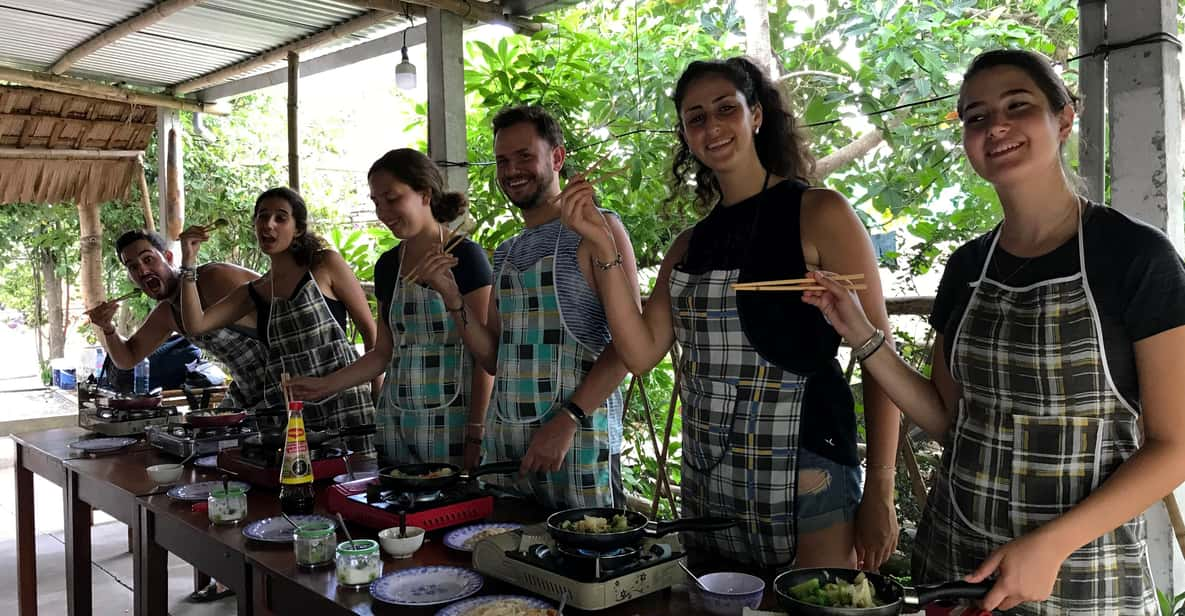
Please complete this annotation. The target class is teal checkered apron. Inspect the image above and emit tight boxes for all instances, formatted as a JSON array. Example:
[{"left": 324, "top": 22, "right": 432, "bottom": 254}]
[
  {"left": 484, "top": 234, "right": 613, "bottom": 509},
  {"left": 375, "top": 253, "right": 471, "bottom": 467},
  {"left": 912, "top": 208, "right": 1157, "bottom": 615},
  {"left": 669, "top": 266, "right": 806, "bottom": 568},
  {"left": 171, "top": 303, "right": 269, "bottom": 410}
]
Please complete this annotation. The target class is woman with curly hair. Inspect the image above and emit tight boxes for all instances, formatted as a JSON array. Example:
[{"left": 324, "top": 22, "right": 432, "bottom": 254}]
[
  {"left": 557, "top": 56, "right": 899, "bottom": 571},
  {"left": 178, "top": 187, "right": 377, "bottom": 453}
]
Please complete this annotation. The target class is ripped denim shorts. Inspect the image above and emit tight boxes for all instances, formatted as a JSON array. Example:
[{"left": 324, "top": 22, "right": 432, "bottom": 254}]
[{"left": 795, "top": 447, "right": 863, "bottom": 534}]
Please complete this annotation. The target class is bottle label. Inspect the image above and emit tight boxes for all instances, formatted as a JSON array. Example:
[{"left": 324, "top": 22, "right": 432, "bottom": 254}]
[{"left": 279, "top": 407, "right": 313, "bottom": 485}]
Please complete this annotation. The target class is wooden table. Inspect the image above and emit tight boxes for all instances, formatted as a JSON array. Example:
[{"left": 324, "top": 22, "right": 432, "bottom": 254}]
[
  {"left": 13, "top": 427, "right": 93, "bottom": 616},
  {"left": 63, "top": 445, "right": 221, "bottom": 616}
]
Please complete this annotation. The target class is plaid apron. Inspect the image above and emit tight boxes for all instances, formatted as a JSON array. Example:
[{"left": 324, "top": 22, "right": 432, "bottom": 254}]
[
  {"left": 375, "top": 252, "right": 470, "bottom": 467},
  {"left": 485, "top": 234, "right": 614, "bottom": 509},
  {"left": 171, "top": 304, "right": 269, "bottom": 409},
  {"left": 261, "top": 273, "right": 375, "bottom": 454},
  {"left": 912, "top": 210, "right": 1156, "bottom": 615},
  {"left": 669, "top": 266, "right": 806, "bottom": 568}
]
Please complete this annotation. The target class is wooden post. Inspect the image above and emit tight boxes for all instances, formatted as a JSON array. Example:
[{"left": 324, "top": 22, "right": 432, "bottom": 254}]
[
  {"left": 426, "top": 8, "right": 467, "bottom": 193},
  {"left": 287, "top": 51, "right": 300, "bottom": 192},
  {"left": 165, "top": 129, "right": 183, "bottom": 240},
  {"left": 77, "top": 200, "right": 104, "bottom": 310},
  {"left": 156, "top": 110, "right": 184, "bottom": 251},
  {"left": 136, "top": 158, "right": 155, "bottom": 232}
]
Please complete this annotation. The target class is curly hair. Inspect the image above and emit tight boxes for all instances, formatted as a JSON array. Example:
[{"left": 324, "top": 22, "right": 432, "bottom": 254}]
[
  {"left": 254, "top": 187, "right": 328, "bottom": 269},
  {"left": 667, "top": 57, "right": 816, "bottom": 216},
  {"left": 368, "top": 149, "right": 468, "bottom": 223}
]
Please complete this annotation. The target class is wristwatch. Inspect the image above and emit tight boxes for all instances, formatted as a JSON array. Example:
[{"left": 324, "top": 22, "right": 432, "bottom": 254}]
[{"left": 560, "top": 400, "right": 591, "bottom": 428}]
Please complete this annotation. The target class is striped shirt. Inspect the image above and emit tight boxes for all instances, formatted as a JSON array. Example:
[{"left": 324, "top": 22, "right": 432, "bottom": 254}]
[{"left": 493, "top": 214, "right": 623, "bottom": 454}]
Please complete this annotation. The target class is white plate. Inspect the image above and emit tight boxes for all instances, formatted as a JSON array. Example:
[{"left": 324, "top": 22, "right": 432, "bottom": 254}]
[
  {"left": 166, "top": 480, "right": 250, "bottom": 501},
  {"left": 443, "top": 523, "right": 523, "bottom": 552},
  {"left": 369, "top": 566, "right": 483, "bottom": 606},
  {"left": 242, "top": 515, "right": 335, "bottom": 543},
  {"left": 69, "top": 436, "right": 137, "bottom": 453},
  {"left": 435, "top": 594, "right": 554, "bottom": 616}
]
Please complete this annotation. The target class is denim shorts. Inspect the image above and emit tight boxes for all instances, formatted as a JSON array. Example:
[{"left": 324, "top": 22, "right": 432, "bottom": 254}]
[{"left": 795, "top": 447, "right": 863, "bottom": 534}]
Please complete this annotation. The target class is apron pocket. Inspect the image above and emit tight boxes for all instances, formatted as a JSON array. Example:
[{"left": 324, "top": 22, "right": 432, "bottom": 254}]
[
  {"left": 1010, "top": 413, "right": 1102, "bottom": 537},
  {"left": 947, "top": 399, "right": 1014, "bottom": 542},
  {"left": 390, "top": 342, "right": 463, "bottom": 411},
  {"left": 681, "top": 375, "right": 737, "bottom": 474}
]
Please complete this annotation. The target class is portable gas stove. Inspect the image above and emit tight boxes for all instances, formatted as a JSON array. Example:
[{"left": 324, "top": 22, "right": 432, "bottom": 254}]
[
  {"left": 216, "top": 444, "right": 357, "bottom": 489},
  {"left": 145, "top": 420, "right": 259, "bottom": 458},
  {"left": 472, "top": 524, "right": 685, "bottom": 611},
  {"left": 326, "top": 479, "right": 494, "bottom": 531},
  {"left": 78, "top": 380, "right": 175, "bottom": 436}
]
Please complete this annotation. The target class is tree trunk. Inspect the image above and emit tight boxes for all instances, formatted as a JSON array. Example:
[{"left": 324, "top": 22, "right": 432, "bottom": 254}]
[
  {"left": 39, "top": 248, "right": 66, "bottom": 359},
  {"left": 742, "top": 0, "right": 776, "bottom": 79}
]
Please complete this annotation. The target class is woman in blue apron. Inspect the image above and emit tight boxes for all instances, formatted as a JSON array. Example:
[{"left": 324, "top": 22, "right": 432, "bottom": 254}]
[
  {"left": 177, "top": 187, "right": 377, "bottom": 454},
  {"left": 288, "top": 149, "right": 494, "bottom": 468},
  {"left": 557, "top": 57, "right": 901, "bottom": 571},
  {"left": 803, "top": 50, "right": 1185, "bottom": 614}
]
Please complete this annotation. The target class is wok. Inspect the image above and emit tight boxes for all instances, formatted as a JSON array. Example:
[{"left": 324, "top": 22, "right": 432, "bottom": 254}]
[
  {"left": 773, "top": 567, "right": 991, "bottom": 616},
  {"left": 253, "top": 423, "right": 376, "bottom": 448},
  {"left": 187, "top": 408, "right": 247, "bottom": 428},
  {"left": 546, "top": 507, "right": 735, "bottom": 551},
  {"left": 377, "top": 460, "right": 521, "bottom": 492},
  {"left": 108, "top": 395, "right": 162, "bottom": 410}
]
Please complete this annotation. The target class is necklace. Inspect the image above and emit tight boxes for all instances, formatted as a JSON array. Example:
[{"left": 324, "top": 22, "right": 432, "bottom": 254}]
[{"left": 991, "top": 253, "right": 1033, "bottom": 285}]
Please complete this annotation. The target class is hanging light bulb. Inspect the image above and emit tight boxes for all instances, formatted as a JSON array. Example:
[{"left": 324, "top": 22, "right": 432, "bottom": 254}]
[{"left": 395, "top": 23, "right": 416, "bottom": 90}]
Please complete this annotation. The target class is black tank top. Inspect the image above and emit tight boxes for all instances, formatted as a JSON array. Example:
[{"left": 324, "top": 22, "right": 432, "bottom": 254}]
[
  {"left": 248, "top": 271, "right": 348, "bottom": 345},
  {"left": 679, "top": 180, "right": 858, "bottom": 466}
]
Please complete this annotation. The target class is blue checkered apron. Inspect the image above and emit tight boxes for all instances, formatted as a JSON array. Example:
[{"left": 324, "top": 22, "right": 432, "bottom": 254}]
[
  {"left": 912, "top": 209, "right": 1156, "bottom": 615},
  {"left": 375, "top": 252, "right": 470, "bottom": 466},
  {"left": 669, "top": 266, "right": 806, "bottom": 568},
  {"left": 171, "top": 304, "right": 269, "bottom": 409},
  {"left": 261, "top": 273, "right": 375, "bottom": 454},
  {"left": 484, "top": 234, "right": 614, "bottom": 509}
]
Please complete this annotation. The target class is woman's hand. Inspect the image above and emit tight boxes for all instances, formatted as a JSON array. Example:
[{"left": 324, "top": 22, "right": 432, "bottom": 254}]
[
  {"left": 558, "top": 178, "right": 615, "bottom": 258},
  {"left": 800, "top": 271, "right": 878, "bottom": 347},
  {"left": 463, "top": 423, "right": 483, "bottom": 471},
  {"left": 177, "top": 225, "right": 209, "bottom": 267},
  {"left": 965, "top": 529, "right": 1071, "bottom": 612},
  {"left": 854, "top": 474, "right": 899, "bottom": 571},
  {"left": 415, "top": 250, "right": 463, "bottom": 307},
  {"left": 286, "top": 375, "right": 335, "bottom": 402}
]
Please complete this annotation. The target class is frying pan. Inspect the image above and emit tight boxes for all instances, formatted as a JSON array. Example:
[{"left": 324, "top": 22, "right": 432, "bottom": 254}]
[
  {"left": 187, "top": 408, "right": 247, "bottom": 428},
  {"left": 253, "top": 423, "right": 376, "bottom": 448},
  {"left": 546, "top": 507, "right": 735, "bottom": 551},
  {"left": 377, "top": 460, "right": 521, "bottom": 492},
  {"left": 108, "top": 395, "right": 162, "bottom": 410},
  {"left": 773, "top": 567, "right": 991, "bottom": 616}
]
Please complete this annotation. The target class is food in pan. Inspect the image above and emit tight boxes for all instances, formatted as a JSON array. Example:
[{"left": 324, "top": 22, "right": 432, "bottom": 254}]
[
  {"left": 788, "top": 572, "right": 883, "bottom": 608},
  {"left": 463, "top": 600, "right": 557, "bottom": 616},
  {"left": 387, "top": 467, "right": 456, "bottom": 479},
  {"left": 558, "top": 513, "right": 631, "bottom": 533},
  {"left": 462, "top": 527, "right": 518, "bottom": 550}
]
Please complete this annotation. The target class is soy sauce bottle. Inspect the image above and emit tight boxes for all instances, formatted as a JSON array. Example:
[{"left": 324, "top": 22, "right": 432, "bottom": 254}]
[{"left": 278, "top": 401, "right": 315, "bottom": 515}]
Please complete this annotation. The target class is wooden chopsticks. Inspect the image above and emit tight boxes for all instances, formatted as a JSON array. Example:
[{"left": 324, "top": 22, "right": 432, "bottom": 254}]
[
  {"left": 732, "top": 273, "right": 867, "bottom": 292},
  {"left": 403, "top": 230, "right": 468, "bottom": 285},
  {"left": 84, "top": 289, "right": 142, "bottom": 314}
]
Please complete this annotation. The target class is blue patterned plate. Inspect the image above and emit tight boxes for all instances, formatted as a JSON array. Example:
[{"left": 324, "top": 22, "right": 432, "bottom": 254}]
[
  {"left": 435, "top": 594, "right": 555, "bottom": 616},
  {"left": 166, "top": 480, "right": 250, "bottom": 502},
  {"left": 443, "top": 523, "right": 523, "bottom": 552},
  {"left": 242, "top": 515, "right": 334, "bottom": 543},
  {"left": 69, "top": 436, "right": 137, "bottom": 454},
  {"left": 193, "top": 455, "right": 219, "bottom": 469},
  {"left": 370, "top": 566, "right": 483, "bottom": 606}
]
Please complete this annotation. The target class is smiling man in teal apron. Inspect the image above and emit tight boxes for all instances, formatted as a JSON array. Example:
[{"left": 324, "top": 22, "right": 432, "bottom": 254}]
[{"left": 452, "top": 105, "right": 640, "bottom": 509}]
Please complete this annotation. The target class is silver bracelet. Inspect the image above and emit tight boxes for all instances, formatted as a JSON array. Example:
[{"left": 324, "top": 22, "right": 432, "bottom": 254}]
[
  {"left": 854, "top": 329, "right": 886, "bottom": 362},
  {"left": 179, "top": 265, "right": 198, "bottom": 282}
]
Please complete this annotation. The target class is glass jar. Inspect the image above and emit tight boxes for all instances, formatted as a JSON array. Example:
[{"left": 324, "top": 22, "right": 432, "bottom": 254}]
[
  {"left": 335, "top": 539, "right": 381, "bottom": 589},
  {"left": 293, "top": 522, "right": 336, "bottom": 568},
  {"left": 207, "top": 487, "right": 247, "bottom": 525}
]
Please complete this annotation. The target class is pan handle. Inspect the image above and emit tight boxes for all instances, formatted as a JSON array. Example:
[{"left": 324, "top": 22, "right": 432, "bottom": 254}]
[
  {"left": 651, "top": 517, "right": 736, "bottom": 537},
  {"left": 470, "top": 460, "right": 522, "bottom": 478},
  {"left": 906, "top": 580, "right": 992, "bottom": 607}
]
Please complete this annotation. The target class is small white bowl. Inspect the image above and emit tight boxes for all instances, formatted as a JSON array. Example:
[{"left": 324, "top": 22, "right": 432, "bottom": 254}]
[
  {"left": 690, "top": 571, "right": 766, "bottom": 616},
  {"left": 146, "top": 463, "right": 184, "bottom": 484},
  {"left": 377, "top": 526, "right": 425, "bottom": 559}
]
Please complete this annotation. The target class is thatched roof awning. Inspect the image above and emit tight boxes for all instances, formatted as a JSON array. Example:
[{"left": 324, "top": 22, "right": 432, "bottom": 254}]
[{"left": 0, "top": 85, "right": 155, "bottom": 205}]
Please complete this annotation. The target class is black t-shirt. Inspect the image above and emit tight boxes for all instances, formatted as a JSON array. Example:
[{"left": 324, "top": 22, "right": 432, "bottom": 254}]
[
  {"left": 931, "top": 203, "right": 1185, "bottom": 408},
  {"left": 373, "top": 239, "right": 493, "bottom": 320},
  {"left": 678, "top": 179, "right": 858, "bottom": 466}
]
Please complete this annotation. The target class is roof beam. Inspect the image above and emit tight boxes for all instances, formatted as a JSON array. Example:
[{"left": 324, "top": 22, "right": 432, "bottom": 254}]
[
  {"left": 170, "top": 10, "right": 394, "bottom": 95},
  {"left": 194, "top": 22, "right": 429, "bottom": 101},
  {"left": 0, "top": 148, "right": 142, "bottom": 159},
  {"left": 49, "top": 0, "right": 204, "bottom": 75},
  {"left": 334, "top": 0, "right": 543, "bottom": 34},
  {"left": 0, "top": 66, "right": 229, "bottom": 114}
]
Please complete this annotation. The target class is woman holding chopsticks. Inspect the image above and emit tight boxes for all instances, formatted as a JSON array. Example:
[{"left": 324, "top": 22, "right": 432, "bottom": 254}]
[
  {"left": 802, "top": 50, "right": 1185, "bottom": 614},
  {"left": 558, "top": 56, "right": 899, "bottom": 571},
  {"left": 177, "top": 187, "right": 377, "bottom": 454},
  {"left": 288, "top": 149, "right": 494, "bottom": 469}
]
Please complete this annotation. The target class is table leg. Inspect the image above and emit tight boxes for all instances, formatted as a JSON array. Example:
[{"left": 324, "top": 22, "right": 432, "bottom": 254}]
[
  {"left": 194, "top": 568, "right": 211, "bottom": 593},
  {"left": 252, "top": 567, "right": 275, "bottom": 616},
  {"left": 16, "top": 444, "right": 37, "bottom": 616},
  {"left": 64, "top": 471, "right": 92, "bottom": 616},
  {"left": 136, "top": 506, "right": 167, "bottom": 616}
]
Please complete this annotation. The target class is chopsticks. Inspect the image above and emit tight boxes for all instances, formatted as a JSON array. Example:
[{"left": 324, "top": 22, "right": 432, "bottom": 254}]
[
  {"left": 280, "top": 372, "right": 293, "bottom": 409},
  {"left": 402, "top": 230, "right": 468, "bottom": 285},
  {"left": 732, "top": 273, "right": 867, "bottom": 292},
  {"left": 543, "top": 152, "right": 629, "bottom": 208}
]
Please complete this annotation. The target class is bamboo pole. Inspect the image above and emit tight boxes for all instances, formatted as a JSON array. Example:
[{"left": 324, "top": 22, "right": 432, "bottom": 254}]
[
  {"left": 170, "top": 11, "right": 394, "bottom": 94},
  {"left": 287, "top": 52, "right": 300, "bottom": 192},
  {"left": 164, "top": 129, "right": 183, "bottom": 240},
  {"left": 51, "top": 0, "right": 204, "bottom": 74},
  {"left": 333, "top": 0, "right": 543, "bottom": 34},
  {"left": 136, "top": 158, "right": 156, "bottom": 232},
  {"left": 898, "top": 419, "right": 928, "bottom": 509},
  {"left": 1163, "top": 494, "right": 1185, "bottom": 561},
  {"left": 0, "top": 148, "right": 142, "bottom": 159},
  {"left": 77, "top": 201, "right": 104, "bottom": 310},
  {"left": 0, "top": 67, "right": 229, "bottom": 115}
]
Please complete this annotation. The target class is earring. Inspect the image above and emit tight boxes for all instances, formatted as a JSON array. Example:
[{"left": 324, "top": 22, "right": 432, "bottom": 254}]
[{"left": 755, "top": 126, "right": 761, "bottom": 136}]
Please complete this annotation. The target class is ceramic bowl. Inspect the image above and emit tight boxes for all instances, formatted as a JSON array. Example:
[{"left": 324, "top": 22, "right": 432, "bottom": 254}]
[
  {"left": 146, "top": 463, "right": 184, "bottom": 484},
  {"left": 689, "top": 571, "right": 766, "bottom": 616},
  {"left": 377, "top": 526, "right": 425, "bottom": 559}
]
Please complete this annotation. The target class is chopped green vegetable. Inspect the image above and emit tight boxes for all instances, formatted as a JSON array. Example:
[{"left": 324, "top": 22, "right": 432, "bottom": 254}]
[
  {"left": 559, "top": 513, "right": 631, "bottom": 533},
  {"left": 789, "top": 572, "right": 882, "bottom": 608}
]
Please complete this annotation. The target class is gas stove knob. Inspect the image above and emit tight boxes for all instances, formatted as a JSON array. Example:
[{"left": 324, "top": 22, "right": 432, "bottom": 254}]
[{"left": 171, "top": 427, "right": 188, "bottom": 437}]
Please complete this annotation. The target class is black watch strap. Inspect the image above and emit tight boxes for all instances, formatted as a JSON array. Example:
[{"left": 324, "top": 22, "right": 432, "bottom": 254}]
[{"left": 562, "top": 400, "right": 591, "bottom": 427}]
